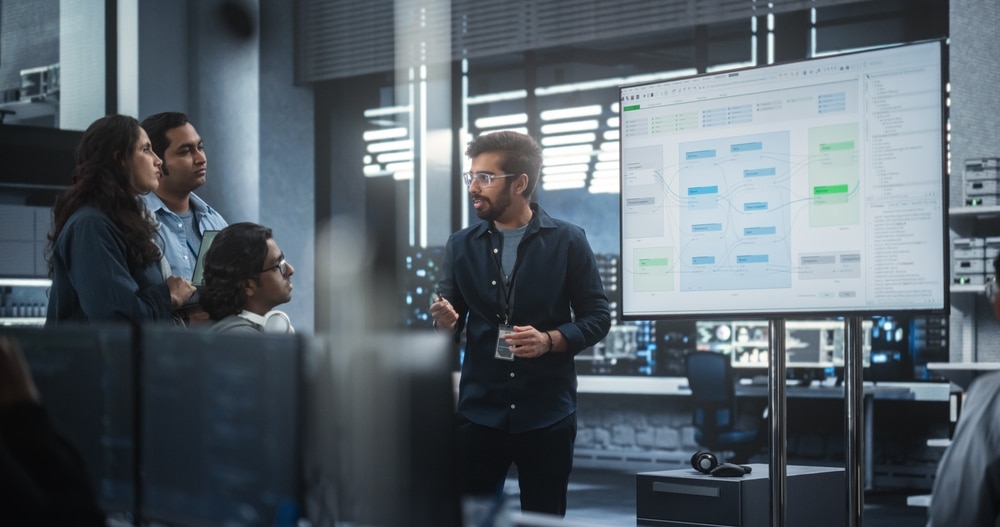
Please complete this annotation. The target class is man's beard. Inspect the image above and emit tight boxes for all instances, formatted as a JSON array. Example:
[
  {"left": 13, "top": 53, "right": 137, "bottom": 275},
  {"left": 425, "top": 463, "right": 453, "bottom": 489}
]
[{"left": 475, "top": 191, "right": 511, "bottom": 223}]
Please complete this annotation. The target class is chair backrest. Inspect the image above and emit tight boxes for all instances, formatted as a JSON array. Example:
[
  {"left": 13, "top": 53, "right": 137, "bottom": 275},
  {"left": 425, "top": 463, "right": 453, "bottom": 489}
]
[{"left": 685, "top": 352, "right": 738, "bottom": 441}]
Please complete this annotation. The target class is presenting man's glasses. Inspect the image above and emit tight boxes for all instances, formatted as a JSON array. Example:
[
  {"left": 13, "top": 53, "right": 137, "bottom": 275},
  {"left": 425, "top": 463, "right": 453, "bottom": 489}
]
[{"left": 462, "top": 171, "right": 516, "bottom": 187}]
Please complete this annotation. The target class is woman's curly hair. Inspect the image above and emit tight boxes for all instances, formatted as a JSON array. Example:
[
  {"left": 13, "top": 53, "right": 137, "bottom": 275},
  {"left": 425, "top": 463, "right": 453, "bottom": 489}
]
[
  {"left": 47, "top": 114, "right": 161, "bottom": 275},
  {"left": 199, "top": 222, "right": 273, "bottom": 320}
]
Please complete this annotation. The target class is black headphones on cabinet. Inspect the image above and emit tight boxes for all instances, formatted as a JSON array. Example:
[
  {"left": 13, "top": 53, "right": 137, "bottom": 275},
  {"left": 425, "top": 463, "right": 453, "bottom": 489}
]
[{"left": 690, "top": 450, "right": 752, "bottom": 478}]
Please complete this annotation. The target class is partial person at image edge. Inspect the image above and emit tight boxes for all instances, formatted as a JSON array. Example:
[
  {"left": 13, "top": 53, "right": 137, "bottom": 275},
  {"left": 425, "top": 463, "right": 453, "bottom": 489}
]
[
  {"left": 0, "top": 336, "right": 106, "bottom": 527},
  {"left": 198, "top": 222, "right": 295, "bottom": 334},
  {"left": 926, "top": 253, "right": 1000, "bottom": 527}
]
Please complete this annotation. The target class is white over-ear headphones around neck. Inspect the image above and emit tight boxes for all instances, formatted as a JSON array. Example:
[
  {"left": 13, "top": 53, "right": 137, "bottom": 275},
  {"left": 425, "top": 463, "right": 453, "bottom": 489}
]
[{"left": 237, "top": 310, "right": 295, "bottom": 334}]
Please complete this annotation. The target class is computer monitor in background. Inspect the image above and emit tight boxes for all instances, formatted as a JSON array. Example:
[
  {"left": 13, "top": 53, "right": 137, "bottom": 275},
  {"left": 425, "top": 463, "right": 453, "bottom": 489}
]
[
  {"left": 140, "top": 327, "right": 302, "bottom": 527},
  {"left": 619, "top": 39, "right": 947, "bottom": 320},
  {"left": 696, "top": 319, "right": 850, "bottom": 382},
  {"left": 865, "top": 315, "right": 915, "bottom": 382},
  {"left": 1, "top": 324, "right": 137, "bottom": 516}
]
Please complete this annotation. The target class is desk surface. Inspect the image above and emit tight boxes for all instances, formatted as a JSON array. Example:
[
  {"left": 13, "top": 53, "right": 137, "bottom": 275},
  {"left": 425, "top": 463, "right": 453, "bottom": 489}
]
[
  {"left": 572, "top": 375, "right": 947, "bottom": 400},
  {"left": 927, "top": 362, "right": 1000, "bottom": 389},
  {"left": 735, "top": 384, "right": 914, "bottom": 400},
  {"left": 927, "top": 362, "right": 1000, "bottom": 370}
]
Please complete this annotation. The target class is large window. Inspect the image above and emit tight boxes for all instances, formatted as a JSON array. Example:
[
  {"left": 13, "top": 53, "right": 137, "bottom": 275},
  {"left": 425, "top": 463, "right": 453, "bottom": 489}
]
[{"left": 319, "top": 0, "right": 949, "bottom": 377}]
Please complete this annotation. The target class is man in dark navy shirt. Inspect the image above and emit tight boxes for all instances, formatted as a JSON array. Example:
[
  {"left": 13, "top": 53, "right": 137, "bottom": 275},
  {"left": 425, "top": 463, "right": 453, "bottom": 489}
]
[{"left": 430, "top": 131, "right": 611, "bottom": 516}]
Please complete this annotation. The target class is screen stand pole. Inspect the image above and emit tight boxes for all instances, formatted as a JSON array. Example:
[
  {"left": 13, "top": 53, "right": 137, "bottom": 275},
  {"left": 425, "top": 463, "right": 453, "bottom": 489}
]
[
  {"left": 845, "top": 316, "right": 865, "bottom": 527},
  {"left": 768, "top": 318, "right": 787, "bottom": 527}
]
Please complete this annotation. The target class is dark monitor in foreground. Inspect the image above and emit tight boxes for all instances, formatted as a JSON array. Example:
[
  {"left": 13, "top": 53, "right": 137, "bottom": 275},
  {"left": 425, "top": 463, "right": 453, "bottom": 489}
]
[
  {"left": 302, "top": 331, "right": 461, "bottom": 527},
  {"left": 1, "top": 324, "right": 136, "bottom": 515},
  {"left": 140, "top": 327, "right": 301, "bottom": 527}
]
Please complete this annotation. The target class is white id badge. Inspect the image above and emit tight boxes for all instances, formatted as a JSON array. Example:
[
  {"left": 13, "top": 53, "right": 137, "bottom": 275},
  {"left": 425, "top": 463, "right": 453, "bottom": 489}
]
[{"left": 495, "top": 324, "right": 515, "bottom": 361}]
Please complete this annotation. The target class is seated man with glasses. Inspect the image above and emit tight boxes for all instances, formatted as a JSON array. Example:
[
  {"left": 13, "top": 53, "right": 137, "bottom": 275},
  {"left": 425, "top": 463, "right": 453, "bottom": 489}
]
[{"left": 198, "top": 222, "right": 295, "bottom": 333}]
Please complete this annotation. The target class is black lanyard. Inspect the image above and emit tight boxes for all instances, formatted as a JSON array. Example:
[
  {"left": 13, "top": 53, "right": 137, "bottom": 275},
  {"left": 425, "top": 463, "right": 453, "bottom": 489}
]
[{"left": 487, "top": 230, "right": 521, "bottom": 325}]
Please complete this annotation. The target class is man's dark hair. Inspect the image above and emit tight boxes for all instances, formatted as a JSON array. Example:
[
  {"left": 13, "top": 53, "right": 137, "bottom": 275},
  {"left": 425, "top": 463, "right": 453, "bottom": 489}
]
[
  {"left": 465, "top": 131, "right": 543, "bottom": 198},
  {"left": 199, "top": 222, "right": 273, "bottom": 320},
  {"left": 140, "top": 112, "right": 192, "bottom": 164}
]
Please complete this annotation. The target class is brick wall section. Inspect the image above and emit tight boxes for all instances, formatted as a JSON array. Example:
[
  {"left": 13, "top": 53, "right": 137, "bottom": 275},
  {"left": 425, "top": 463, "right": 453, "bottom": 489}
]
[
  {"left": 577, "top": 394, "right": 695, "bottom": 453},
  {"left": 575, "top": 392, "right": 950, "bottom": 490}
]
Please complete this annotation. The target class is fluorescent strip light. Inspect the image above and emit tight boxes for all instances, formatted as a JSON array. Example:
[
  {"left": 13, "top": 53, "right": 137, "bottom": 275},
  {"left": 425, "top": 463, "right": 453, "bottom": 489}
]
[
  {"left": 535, "top": 70, "right": 697, "bottom": 97},
  {"left": 589, "top": 182, "right": 620, "bottom": 194},
  {"left": 543, "top": 180, "right": 586, "bottom": 190},
  {"left": 363, "top": 127, "right": 408, "bottom": 141},
  {"left": 367, "top": 139, "right": 413, "bottom": 153},
  {"left": 466, "top": 90, "right": 528, "bottom": 105},
  {"left": 543, "top": 173, "right": 586, "bottom": 183},
  {"left": 592, "top": 169, "right": 620, "bottom": 180},
  {"left": 543, "top": 144, "right": 594, "bottom": 157},
  {"left": 597, "top": 152, "right": 619, "bottom": 163},
  {"left": 475, "top": 113, "right": 528, "bottom": 128},
  {"left": 385, "top": 161, "right": 413, "bottom": 173},
  {"left": 364, "top": 105, "right": 411, "bottom": 117},
  {"left": 540, "top": 120, "right": 599, "bottom": 135},
  {"left": 543, "top": 164, "right": 590, "bottom": 174},
  {"left": 477, "top": 127, "right": 529, "bottom": 136},
  {"left": 543, "top": 155, "right": 592, "bottom": 166},
  {"left": 540, "top": 105, "right": 602, "bottom": 121},
  {"left": 603, "top": 129, "right": 620, "bottom": 141},
  {"left": 0, "top": 278, "right": 51, "bottom": 287},
  {"left": 364, "top": 165, "right": 390, "bottom": 177},
  {"left": 377, "top": 151, "right": 413, "bottom": 163},
  {"left": 540, "top": 133, "right": 596, "bottom": 147},
  {"left": 594, "top": 161, "right": 619, "bottom": 172}
]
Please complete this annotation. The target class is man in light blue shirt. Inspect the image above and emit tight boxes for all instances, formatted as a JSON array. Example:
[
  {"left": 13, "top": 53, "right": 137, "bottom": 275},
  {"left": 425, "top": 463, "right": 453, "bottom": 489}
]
[{"left": 140, "top": 112, "right": 228, "bottom": 280}]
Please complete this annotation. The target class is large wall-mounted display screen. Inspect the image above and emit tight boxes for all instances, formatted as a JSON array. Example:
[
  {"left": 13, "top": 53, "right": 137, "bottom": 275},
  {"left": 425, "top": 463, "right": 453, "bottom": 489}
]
[{"left": 619, "top": 40, "right": 947, "bottom": 319}]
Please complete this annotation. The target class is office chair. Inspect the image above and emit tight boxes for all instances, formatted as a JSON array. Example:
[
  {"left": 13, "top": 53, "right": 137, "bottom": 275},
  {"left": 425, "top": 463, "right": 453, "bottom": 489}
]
[{"left": 685, "top": 352, "right": 766, "bottom": 464}]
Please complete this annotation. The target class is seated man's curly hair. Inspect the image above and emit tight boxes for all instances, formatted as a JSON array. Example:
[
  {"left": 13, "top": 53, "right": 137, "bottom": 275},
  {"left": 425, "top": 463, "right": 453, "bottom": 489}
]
[{"left": 198, "top": 222, "right": 272, "bottom": 320}]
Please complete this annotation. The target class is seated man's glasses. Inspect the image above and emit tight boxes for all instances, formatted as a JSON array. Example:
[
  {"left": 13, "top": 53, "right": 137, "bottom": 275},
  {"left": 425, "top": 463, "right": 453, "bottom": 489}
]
[
  {"left": 261, "top": 257, "right": 289, "bottom": 278},
  {"left": 462, "top": 171, "right": 516, "bottom": 187}
]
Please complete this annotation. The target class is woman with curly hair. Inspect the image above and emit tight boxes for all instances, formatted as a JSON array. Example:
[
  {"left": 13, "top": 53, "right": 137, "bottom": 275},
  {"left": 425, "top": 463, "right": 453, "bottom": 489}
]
[
  {"left": 45, "top": 114, "right": 196, "bottom": 324},
  {"left": 199, "top": 222, "right": 295, "bottom": 333}
]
